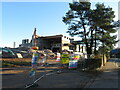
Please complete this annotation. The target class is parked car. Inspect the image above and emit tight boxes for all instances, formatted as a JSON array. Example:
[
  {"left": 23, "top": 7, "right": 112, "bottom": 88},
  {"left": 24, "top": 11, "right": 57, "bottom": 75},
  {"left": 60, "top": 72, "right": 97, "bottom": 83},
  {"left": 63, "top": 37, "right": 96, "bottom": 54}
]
[
  {"left": 11, "top": 48, "right": 32, "bottom": 58},
  {"left": 0, "top": 48, "right": 32, "bottom": 58},
  {"left": 0, "top": 48, "right": 16, "bottom": 58}
]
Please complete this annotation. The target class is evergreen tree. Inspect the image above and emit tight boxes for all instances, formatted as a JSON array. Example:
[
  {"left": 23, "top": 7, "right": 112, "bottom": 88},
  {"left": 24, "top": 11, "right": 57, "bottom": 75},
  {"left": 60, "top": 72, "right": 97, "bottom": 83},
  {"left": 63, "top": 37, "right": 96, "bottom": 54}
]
[
  {"left": 63, "top": 1, "right": 93, "bottom": 55},
  {"left": 92, "top": 3, "right": 118, "bottom": 55},
  {"left": 62, "top": 1, "right": 118, "bottom": 57}
]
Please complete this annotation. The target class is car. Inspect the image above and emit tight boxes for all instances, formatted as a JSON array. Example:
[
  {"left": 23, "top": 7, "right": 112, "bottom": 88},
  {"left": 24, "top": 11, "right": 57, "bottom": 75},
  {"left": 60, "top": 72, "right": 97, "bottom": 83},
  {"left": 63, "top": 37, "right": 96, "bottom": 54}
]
[{"left": 0, "top": 48, "right": 16, "bottom": 58}]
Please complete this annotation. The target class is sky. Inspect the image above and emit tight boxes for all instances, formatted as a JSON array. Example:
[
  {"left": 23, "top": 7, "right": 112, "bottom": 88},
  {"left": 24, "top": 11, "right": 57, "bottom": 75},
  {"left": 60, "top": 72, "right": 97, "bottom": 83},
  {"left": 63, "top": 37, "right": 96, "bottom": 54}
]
[{"left": 0, "top": 0, "right": 119, "bottom": 48}]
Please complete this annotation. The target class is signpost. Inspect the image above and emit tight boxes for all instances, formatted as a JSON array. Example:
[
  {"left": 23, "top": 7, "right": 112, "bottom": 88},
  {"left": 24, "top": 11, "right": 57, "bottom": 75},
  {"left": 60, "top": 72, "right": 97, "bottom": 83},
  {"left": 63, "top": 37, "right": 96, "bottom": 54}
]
[
  {"left": 61, "top": 54, "right": 69, "bottom": 64},
  {"left": 68, "top": 53, "right": 79, "bottom": 69}
]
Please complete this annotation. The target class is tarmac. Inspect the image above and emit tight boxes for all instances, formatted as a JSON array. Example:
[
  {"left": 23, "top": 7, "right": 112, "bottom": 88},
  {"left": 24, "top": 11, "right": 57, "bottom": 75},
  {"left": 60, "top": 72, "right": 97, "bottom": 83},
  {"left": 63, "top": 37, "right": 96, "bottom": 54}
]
[
  {"left": 1, "top": 59, "right": 120, "bottom": 89},
  {"left": 31, "top": 59, "right": 120, "bottom": 89},
  {"left": 25, "top": 59, "right": 120, "bottom": 89},
  {"left": 85, "top": 59, "right": 120, "bottom": 88}
]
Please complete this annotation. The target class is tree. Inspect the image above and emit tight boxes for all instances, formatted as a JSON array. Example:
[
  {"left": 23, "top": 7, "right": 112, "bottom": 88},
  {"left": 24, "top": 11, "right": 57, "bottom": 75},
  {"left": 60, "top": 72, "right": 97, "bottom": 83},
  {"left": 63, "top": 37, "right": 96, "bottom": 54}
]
[
  {"left": 62, "top": 1, "right": 118, "bottom": 57},
  {"left": 63, "top": 1, "right": 93, "bottom": 55},
  {"left": 92, "top": 3, "right": 118, "bottom": 55}
]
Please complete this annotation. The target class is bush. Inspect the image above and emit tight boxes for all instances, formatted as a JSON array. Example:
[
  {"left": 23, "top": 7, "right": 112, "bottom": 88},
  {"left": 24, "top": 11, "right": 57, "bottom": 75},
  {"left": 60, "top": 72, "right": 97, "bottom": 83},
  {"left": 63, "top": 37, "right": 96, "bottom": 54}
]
[{"left": 78, "top": 58, "right": 102, "bottom": 70}]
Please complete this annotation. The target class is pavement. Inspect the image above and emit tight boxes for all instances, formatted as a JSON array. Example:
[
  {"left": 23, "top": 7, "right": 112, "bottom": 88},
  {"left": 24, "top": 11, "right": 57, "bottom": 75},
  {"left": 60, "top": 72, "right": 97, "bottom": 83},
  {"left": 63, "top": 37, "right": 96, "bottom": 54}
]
[
  {"left": 85, "top": 58, "right": 120, "bottom": 88},
  {"left": 25, "top": 59, "right": 120, "bottom": 89},
  {"left": 1, "top": 58, "right": 120, "bottom": 89}
]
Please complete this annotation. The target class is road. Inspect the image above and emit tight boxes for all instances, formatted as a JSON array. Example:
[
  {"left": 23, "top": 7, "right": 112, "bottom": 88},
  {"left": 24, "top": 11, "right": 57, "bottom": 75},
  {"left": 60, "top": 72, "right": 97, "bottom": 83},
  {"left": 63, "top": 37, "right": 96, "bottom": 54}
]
[
  {"left": 2, "top": 63, "right": 101, "bottom": 89},
  {"left": 2, "top": 58, "right": 119, "bottom": 89}
]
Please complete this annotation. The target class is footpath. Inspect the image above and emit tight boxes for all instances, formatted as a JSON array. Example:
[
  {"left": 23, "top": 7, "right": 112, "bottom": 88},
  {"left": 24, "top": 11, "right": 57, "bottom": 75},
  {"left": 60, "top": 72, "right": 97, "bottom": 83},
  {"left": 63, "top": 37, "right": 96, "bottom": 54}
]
[{"left": 85, "top": 60, "right": 120, "bottom": 88}]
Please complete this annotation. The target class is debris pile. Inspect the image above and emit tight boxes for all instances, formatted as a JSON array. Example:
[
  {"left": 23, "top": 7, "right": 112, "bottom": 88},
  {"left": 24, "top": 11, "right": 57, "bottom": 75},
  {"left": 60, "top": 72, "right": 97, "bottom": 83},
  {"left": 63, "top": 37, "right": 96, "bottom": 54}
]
[{"left": 29, "top": 49, "right": 56, "bottom": 59}]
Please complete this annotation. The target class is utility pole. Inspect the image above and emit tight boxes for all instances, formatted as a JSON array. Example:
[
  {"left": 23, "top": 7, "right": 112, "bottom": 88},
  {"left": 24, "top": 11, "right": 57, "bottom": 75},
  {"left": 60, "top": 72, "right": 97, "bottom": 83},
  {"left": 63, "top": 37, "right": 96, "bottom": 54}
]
[{"left": 13, "top": 42, "right": 16, "bottom": 48}]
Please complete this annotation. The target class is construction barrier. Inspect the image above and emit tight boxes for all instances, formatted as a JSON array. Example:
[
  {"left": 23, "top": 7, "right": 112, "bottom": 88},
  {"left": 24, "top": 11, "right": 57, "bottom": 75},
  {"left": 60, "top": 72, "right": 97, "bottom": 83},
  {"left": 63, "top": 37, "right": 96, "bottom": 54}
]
[
  {"left": 25, "top": 52, "right": 61, "bottom": 89},
  {"left": 61, "top": 54, "right": 69, "bottom": 64},
  {"left": 56, "top": 52, "right": 61, "bottom": 62},
  {"left": 74, "top": 54, "right": 80, "bottom": 60},
  {"left": 29, "top": 52, "right": 39, "bottom": 77},
  {"left": 69, "top": 60, "right": 78, "bottom": 69},
  {"left": 68, "top": 53, "right": 79, "bottom": 69},
  {"left": 24, "top": 53, "right": 102, "bottom": 89}
]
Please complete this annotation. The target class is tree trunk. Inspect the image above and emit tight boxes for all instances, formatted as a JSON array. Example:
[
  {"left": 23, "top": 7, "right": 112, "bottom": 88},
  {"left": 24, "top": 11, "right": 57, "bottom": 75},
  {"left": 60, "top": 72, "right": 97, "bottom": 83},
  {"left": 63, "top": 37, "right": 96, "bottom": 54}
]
[
  {"left": 81, "top": 16, "right": 89, "bottom": 56},
  {"left": 90, "top": 28, "right": 94, "bottom": 54},
  {"left": 94, "top": 26, "right": 97, "bottom": 55}
]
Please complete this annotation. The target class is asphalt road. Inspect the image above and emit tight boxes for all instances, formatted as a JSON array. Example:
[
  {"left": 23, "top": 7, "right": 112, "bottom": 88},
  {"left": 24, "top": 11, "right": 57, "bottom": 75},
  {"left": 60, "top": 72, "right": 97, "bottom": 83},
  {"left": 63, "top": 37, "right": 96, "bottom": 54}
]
[
  {"left": 2, "top": 58, "right": 119, "bottom": 89},
  {"left": 2, "top": 63, "right": 100, "bottom": 89}
]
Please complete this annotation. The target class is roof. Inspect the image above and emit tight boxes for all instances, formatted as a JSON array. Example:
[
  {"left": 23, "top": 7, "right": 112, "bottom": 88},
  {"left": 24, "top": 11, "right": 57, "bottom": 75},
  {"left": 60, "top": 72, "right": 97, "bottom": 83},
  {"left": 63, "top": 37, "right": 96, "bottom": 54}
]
[{"left": 39, "top": 34, "right": 63, "bottom": 39}]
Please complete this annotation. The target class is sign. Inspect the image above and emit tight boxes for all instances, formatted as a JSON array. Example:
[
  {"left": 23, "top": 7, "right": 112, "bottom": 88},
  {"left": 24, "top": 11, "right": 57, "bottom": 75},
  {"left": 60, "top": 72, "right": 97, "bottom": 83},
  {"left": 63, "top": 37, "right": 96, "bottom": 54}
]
[
  {"left": 39, "top": 55, "right": 47, "bottom": 66},
  {"left": 56, "top": 53, "right": 61, "bottom": 62},
  {"left": 74, "top": 54, "right": 80, "bottom": 60},
  {"left": 69, "top": 60, "right": 78, "bottom": 68},
  {"left": 70, "top": 53, "right": 74, "bottom": 60},
  {"left": 16, "top": 53, "right": 23, "bottom": 58},
  {"left": 29, "top": 52, "right": 39, "bottom": 77},
  {"left": 61, "top": 54, "right": 69, "bottom": 64}
]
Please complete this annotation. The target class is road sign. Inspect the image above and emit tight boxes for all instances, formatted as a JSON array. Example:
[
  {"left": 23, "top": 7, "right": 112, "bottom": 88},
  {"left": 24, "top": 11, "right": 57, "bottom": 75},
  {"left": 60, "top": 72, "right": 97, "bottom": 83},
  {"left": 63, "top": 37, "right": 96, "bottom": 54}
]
[
  {"left": 69, "top": 60, "right": 78, "bottom": 69},
  {"left": 61, "top": 54, "right": 69, "bottom": 64}
]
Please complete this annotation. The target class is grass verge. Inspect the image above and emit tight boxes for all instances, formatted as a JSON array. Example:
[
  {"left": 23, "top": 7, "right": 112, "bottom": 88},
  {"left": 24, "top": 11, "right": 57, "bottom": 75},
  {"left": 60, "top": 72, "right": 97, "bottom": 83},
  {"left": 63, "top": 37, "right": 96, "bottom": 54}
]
[{"left": 2, "top": 60, "right": 31, "bottom": 68}]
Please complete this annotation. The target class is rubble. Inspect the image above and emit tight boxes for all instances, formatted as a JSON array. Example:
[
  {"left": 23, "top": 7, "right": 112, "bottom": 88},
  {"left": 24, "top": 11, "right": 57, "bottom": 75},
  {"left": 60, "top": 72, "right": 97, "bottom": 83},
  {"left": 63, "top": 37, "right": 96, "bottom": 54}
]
[{"left": 29, "top": 49, "right": 56, "bottom": 59}]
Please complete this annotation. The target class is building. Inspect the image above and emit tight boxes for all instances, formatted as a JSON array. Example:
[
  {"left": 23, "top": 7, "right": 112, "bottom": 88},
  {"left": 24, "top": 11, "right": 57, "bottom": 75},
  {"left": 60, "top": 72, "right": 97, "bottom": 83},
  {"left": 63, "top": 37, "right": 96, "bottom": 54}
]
[
  {"left": 35, "top": 34, "right": 72, "bottom": 52},
  {"left": 19, "top": 39, "right": 31, "bottom": 48},
  {"left": 19, "top": 34, "right": 86, "bottom": 53}
]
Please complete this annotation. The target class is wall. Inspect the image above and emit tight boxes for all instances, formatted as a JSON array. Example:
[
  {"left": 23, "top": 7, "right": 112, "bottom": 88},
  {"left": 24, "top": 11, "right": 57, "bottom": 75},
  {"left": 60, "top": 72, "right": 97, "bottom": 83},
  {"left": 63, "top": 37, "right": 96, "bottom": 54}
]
[{"left": 62, "top": 35, "right": 70, "bottom": 51}]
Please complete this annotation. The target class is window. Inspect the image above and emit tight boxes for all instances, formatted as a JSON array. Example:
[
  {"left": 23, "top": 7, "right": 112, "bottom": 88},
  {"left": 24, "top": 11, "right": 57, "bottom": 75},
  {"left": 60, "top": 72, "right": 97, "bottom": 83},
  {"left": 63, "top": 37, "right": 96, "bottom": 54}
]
[{"left": 64, "top": 36, "right": 66, "bottom": 38}]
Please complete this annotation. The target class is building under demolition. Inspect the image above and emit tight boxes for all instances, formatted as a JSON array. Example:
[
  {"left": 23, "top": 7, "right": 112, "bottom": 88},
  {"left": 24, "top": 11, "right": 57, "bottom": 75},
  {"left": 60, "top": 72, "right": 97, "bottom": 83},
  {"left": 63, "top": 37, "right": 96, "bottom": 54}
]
[
  {"left": 36, "top": 34, "right": 71, "bottom": 52},
  {"left": 19, "top": 34, "right": 86, "bottom": 53},
  {"left": 19, "top": 28, "right": 86, "bottom": 53}
]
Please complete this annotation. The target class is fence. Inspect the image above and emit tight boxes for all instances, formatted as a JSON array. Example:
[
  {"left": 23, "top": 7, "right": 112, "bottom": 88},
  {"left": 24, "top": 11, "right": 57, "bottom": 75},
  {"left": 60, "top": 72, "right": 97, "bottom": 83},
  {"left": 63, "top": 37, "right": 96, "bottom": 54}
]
[{"left": 1, "top": 53, "right": 103, "bottom": 89}]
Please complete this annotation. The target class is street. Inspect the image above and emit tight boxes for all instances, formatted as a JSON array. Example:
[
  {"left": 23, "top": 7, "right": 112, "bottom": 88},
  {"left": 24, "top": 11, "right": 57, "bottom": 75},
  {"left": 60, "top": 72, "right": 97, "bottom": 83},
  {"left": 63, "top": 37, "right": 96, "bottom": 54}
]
[
  {"left": 2, "top": 63, "right": 99, "bottom": 89},
  {"left": 1, "top": 58, "right": 120, "bottom": 89}
]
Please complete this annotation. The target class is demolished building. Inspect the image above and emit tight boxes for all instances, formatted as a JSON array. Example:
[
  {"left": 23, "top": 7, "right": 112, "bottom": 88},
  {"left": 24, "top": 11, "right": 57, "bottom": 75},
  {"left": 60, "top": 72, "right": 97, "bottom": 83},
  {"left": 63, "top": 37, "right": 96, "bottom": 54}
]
[
  {"left": 19, "top": 28, "right": 86, "bottom": 53},
  {"left": 36, "top": 34, "right": 71, "bottom": 52},
  {"left": 19, "top": 34, "right": 86, "bottom": 53}
]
